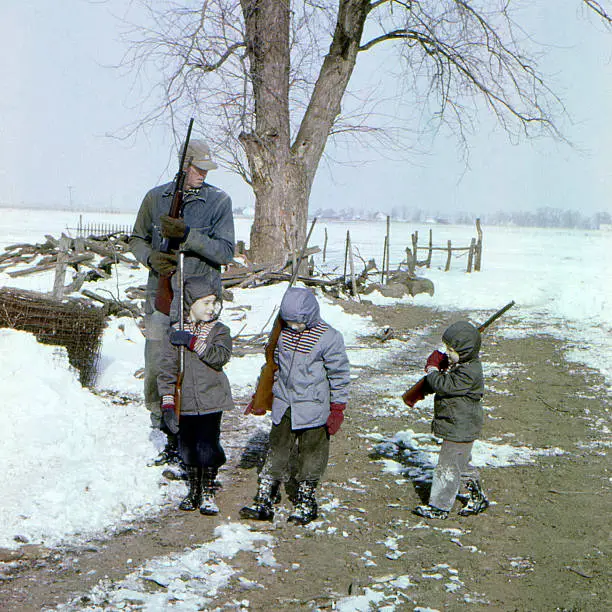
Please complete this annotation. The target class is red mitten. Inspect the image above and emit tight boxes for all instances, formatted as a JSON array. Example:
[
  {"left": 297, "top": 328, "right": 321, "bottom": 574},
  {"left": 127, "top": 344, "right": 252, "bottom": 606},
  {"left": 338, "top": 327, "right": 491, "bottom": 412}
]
[
  {"left": 425, "top": 350, "right": 449, "bottom": 373},
  {"left": 326, "top": 402, "right": 346, "bottom": 435}
]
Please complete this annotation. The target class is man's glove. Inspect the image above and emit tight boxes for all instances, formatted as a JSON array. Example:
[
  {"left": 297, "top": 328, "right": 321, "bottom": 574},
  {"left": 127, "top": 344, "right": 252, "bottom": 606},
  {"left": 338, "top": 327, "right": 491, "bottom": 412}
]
[
  {"left": 161, "top": 403, "right": 179, "bottom": 435},
  {"left": 148, "top": 251, "right": 177, "bottom": 276},
  {"left": 169, "top": 329, "right": 197, "bottom": 350},
  {"left": 160, "top": 215, "right": 190, "bottom": 240},
  {"left": 326, "top": 402, "right": 346, "bottom": 435},
  {"left": 425, "top": 350, "right": 449, "bottom": 373}
]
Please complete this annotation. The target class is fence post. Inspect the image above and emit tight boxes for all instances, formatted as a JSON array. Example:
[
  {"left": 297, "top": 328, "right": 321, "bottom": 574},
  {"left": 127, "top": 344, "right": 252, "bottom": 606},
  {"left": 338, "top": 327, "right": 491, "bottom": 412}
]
[
  {"left": 474, "top": 218, "right": 483, "bottom": 271},
  {"left": 323, "top": 227, "right": 328, "bottom": 263},
  {"left": 381, "top": 235, "right": 388, "bottom": 283},
  {"left": 53, "top": 233, "right": 71, "bottom": 300},
  {"left": 385, "top": 216, "right": 391, "bottom": 283},
  {"left": 445, "top": 240, "right": 452, "bottom": 271},
  {"left": 406, "top": 247, "right": 415, "bottom": 276},
  {"left": 411, "top": 232, "right": 418, "bottom": 269},
  {"left": 467, "top": 237, "right": 476, "bottom": 272},
  {"left": 343, "top": 230, "right": 349, "bottom": 280},
  {"left": 426, "top": 228, "right": 433, "bottom": 268},
  {"left": 347, "top": 232, "right": 358, "bottom": 299}
]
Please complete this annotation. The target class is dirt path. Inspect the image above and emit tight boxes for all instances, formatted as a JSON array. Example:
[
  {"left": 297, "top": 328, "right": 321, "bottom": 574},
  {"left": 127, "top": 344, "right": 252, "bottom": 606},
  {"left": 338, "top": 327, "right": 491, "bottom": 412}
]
[{"left": 1, "top": 302, "right": 610, "bottom": 611}]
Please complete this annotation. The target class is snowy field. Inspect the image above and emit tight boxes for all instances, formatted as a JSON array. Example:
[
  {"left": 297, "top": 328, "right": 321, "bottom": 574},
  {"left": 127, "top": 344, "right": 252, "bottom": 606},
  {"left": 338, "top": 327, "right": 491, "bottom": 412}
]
[{"left": 1, "top": 208, "right": 610, "bottom": 609}]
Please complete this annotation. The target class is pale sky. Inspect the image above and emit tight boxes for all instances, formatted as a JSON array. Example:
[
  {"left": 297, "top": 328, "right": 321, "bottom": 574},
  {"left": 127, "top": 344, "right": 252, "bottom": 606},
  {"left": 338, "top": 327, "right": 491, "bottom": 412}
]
[{"left": 0, "top": 1, "right": 610, "bottom": 216}]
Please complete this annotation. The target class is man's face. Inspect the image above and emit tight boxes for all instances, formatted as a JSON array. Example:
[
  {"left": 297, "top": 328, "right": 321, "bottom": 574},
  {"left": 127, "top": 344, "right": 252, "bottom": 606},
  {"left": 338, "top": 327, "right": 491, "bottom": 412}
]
[{"left": 184, "top": 164, "right": 208, "bottom": 190}]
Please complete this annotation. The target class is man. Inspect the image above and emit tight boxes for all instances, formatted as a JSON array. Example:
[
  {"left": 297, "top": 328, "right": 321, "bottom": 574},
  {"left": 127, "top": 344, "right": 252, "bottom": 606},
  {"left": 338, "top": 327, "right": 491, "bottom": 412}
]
[{"left": 129, "top": 139, "right": 235, "bottom": 465}]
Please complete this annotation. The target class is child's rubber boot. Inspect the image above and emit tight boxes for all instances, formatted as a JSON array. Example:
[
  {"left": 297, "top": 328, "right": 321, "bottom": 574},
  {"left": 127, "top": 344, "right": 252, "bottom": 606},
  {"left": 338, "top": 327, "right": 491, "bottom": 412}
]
[
  {"left": 288, "top": 481, "right": 318, "bottom": 526},
  {"left": 412, "top": 504, "right": 449, "bottom": 520},
  {"left": 239, "top": 477, "right": 280, "bottom": 522},
  {"left": 200, "top": 467, "right": 220, "bottom": 516},
  {"left": 458, "top": 479, "right": 489, "bottom": 516},
  {"left": 179, "top": 467, "right": 202, "bottom": 511}
]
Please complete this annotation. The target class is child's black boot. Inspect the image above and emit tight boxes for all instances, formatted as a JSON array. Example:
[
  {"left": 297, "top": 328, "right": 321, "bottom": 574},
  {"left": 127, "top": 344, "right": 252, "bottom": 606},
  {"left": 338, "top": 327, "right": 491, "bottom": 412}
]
[
  {"left": 200, "top": 467, "right": 220, "bottom": 516},
  {"left": 412, "top": 504, "right": 449, "bottom": 520},
  {"left": 458, "top": 479, "right": 489, "bottom": 516},
  {"left": 153, "top": 430, "right": 180, "bottom": 466},
  {"left": 179, "top": 467, "right": 202, "bottom": 511},
  {"left": 288, "top": 480, "right": 318, "bottom": 526},
  {"left": 239, "top": 477, "right": 280, "bottom": 521}
]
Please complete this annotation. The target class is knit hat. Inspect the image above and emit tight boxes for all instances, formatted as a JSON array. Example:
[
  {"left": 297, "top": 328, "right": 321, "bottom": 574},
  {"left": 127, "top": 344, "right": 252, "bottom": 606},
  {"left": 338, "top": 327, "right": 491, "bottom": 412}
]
[
  {"left": 169, "top": 272, "right": 222, "bottom": 322},
  {"left": 182, "top": 139, "right": 218, "bottom": 171}
]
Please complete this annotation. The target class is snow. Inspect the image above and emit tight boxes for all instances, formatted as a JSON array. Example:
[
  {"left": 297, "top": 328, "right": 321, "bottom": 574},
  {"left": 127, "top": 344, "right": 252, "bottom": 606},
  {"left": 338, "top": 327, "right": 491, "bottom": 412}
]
[
  {"left": 57, "top": 523, "right": 275, "bottom": 611},
  {"left": 1, "top": 210, "right": 611, "bottom": 608}
]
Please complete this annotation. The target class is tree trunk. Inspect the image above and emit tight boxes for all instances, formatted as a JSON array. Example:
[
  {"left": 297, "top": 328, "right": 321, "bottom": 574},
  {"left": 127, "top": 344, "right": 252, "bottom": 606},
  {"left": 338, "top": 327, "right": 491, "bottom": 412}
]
[
  {"left": 246, "top": 153, "right": 310, "bottom": 264},
  {"left": 242, "top": 0, "right": 369, "bottom": 264}
]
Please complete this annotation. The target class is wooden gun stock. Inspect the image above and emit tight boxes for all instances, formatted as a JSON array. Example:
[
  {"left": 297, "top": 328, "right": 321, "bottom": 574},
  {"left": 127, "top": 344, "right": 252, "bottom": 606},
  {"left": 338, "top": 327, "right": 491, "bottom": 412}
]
[
  {"left": 174, "top": 368, "right": 184, "bottom": 423},
  {"left": 401, "top": 301, "right": 515, "bottom": 408},
  {"left": 402, "top": 377, "right": 430, "bottom": 407},
  {"left": 248, "top": 317, "right": 283, "bottom": 415}
]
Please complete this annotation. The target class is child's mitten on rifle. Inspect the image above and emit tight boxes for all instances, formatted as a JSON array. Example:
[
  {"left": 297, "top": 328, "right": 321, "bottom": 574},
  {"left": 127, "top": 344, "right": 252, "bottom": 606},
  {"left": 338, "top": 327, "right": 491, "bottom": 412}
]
[
  {"left": 425, "top": 350, "right": 449, "bottom": 373},
  {"left": 169, "top": 329, "right": 197, "bottom": 350}
]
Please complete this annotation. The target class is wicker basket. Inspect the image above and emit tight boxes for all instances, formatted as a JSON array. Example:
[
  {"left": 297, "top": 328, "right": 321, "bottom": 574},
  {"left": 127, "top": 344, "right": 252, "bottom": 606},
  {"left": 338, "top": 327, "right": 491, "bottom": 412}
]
[{"left": 0, "top": 287, "right": 107, "bottom": 387}]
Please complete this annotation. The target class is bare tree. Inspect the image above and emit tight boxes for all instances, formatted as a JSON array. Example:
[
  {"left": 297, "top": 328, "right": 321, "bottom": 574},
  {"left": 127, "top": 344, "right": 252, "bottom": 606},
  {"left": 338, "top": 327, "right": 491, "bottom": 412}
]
[{"left": 119, "top": 0, "right": 610, "bottom": 263}]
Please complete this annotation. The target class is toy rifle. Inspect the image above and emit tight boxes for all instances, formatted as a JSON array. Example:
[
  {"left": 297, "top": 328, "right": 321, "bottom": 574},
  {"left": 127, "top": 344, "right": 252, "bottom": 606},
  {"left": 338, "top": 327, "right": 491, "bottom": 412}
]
[
  {"left": 401, "top": 300, "right": 515, "bottom": 407},
  {"left": 154, "top": 117, "right": 194, "bottom": 315},
  {"left": 246, "top": 217, "right": 318, "bottom": 415}
]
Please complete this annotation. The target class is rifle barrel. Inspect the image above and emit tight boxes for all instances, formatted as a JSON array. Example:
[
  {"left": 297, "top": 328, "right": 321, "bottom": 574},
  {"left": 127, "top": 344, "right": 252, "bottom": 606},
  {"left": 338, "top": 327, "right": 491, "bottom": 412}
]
[{"left": 478, "top": 300, "right": 515, "bottom": 332}]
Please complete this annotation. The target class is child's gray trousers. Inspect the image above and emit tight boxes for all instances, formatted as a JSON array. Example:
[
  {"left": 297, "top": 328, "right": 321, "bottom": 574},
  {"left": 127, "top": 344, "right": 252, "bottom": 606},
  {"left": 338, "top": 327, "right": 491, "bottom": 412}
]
[{"left": 429, "top": 440, "right": 480, "bottom": 511}]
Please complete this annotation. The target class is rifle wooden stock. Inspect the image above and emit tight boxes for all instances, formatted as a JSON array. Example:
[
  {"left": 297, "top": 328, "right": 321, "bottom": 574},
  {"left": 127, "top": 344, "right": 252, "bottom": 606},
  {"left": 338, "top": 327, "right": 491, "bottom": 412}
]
[
  {"left": 154, "top": 118, "right": 194, "bottom": 315},
  {"left": 401, "top": 301, "right": 515, "bottom": 408},
  {"left": 402, "top": 377, "right": 430, "bottom": 407},
  {"left": 248, "top": 316, "right": 283, "bottom": 415},
  {"left": 174, "top": 368, "right": 184, "bottom": 422}
]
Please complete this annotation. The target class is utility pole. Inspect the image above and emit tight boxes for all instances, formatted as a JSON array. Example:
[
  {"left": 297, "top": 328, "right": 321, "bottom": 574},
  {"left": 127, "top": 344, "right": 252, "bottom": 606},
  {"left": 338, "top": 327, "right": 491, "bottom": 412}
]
[{"left": 67, "top": 185, "right": 74, "bottom": 210}]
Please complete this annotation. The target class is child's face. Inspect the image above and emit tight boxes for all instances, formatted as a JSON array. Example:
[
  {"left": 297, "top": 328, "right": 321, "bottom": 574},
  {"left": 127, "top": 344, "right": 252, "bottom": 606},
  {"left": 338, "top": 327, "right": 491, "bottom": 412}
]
[
  {"left": 286, "top": 320, "right": 306, "bottom": 333},
  {"left": 189, "top": 295, "right": 219, "bottom": 322},
  {"left": 445, "top": 344, "right": 460, "bottom": 364}
]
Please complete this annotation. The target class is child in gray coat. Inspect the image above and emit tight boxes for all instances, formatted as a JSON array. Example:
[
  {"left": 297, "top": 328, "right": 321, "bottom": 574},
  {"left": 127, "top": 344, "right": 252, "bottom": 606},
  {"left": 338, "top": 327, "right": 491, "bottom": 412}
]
[
  {"left": 158, "top": 273, "right": 234, "bottom": 515},
  {"left": 240, "top": 287, "right": 350, "bottom": 525},
  {"left": 413, "top": 320, "right": 489, "bottom": 520}
]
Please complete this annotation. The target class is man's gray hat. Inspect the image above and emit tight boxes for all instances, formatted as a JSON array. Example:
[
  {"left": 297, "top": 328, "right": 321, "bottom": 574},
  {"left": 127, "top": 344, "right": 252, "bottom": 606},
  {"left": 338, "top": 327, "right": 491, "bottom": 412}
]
[{"left": 182, "top": 139, "right": 218, "bottom": 171}]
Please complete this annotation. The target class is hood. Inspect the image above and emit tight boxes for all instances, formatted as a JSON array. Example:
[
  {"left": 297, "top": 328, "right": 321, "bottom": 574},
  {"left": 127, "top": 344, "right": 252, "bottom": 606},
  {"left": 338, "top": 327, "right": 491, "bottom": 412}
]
[
  {"left": 442, "top": 320, "right": 481, "bottom": 362},
  {"left": 279, "top": 287, "right": 321, "bottom": 329},
  {"left": 170, "top": 272, "right": 222, "bottom": 322}
]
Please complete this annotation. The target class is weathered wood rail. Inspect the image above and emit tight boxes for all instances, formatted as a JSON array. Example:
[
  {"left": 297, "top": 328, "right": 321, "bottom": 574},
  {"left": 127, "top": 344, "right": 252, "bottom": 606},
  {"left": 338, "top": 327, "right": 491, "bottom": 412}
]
[{"left": 405, "top": 219, "right": 483, "bottom": 273}]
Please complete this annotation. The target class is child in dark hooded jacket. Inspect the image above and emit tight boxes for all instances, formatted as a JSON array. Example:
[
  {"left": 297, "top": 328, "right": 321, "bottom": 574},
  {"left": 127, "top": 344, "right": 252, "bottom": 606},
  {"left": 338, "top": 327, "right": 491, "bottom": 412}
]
[
  {"left": 158, "top": 273, "right": 234, "bottom": 516},
  {"left": 240, "top": 287, "right": 350, "bottom": 525},
  {"left": 413, "top": 320, "right": 489, "bottom": 520}
]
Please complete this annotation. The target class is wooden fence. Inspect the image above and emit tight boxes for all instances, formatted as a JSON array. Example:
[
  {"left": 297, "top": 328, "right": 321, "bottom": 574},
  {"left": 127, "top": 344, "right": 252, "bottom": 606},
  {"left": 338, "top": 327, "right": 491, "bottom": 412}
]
[
  {"left": 406, "top": 219, "right": 483, "bottom": 274},
  {"left": 67, "top": 215, "right": 132, "bottom": 238}
]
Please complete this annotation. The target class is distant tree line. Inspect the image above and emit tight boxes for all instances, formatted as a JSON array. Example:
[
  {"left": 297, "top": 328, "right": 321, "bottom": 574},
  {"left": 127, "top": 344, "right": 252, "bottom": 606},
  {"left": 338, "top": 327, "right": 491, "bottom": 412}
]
[{"left": 313, "top": 206, "right": 611, "bottom": 230}]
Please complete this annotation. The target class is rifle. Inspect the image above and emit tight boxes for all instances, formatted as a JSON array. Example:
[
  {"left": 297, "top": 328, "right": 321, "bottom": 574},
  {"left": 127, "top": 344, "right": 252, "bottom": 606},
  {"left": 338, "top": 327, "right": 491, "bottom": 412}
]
[
  {"left": 154, "top": 117, "right": 195, "bottom": 315},
  {"left": 401, "top": 300, "right": 515, "bottom": 407},
  {"left": 173, "top": 251, "right": 186, "bottom": 423},
  {"left": 246, "top": 217, "right": 318, "bottom": 415}
]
